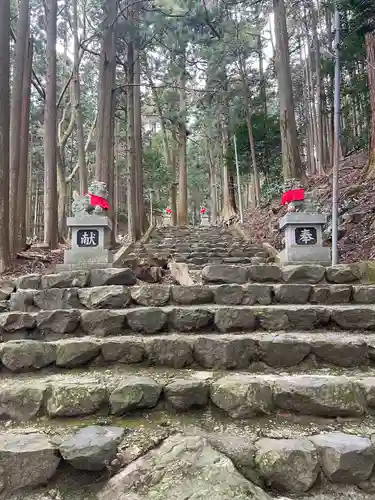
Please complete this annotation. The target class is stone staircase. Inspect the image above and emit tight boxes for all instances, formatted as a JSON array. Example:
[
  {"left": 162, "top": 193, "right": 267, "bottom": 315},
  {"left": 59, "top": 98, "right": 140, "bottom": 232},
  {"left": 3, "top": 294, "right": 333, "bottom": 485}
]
[
  {"left": 125, "top": 225, "right": 269, "bottom": 270},
  {"left": 1, "top": 225, "right": 375, "bottom": 499}
]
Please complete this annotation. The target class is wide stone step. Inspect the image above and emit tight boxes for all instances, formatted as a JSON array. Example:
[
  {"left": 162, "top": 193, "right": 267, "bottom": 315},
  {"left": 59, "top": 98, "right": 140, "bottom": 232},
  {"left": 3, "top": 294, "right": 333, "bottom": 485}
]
[
  {"left": 2, "top": 414, "right": 375, "bottom": 498},
  {"left": 8, "top": 283, "right": 375, "bottom": 313},
  {"left": 3, "top": 367, "right": 375, "bottom": 422},
  {"left": 203, "top": 263, "right": 369, "bottom": 285},
  {"left": 2, "top": 264, "right": 372, "bottom": 299},
  {"left": 8, "top": 283, "right": 375, "bottom": 312},
  {"left": 4, "top": 304, "right": 375, "bottom": 339},
  {"left": 2, "top": 332, "right": 375, "bottom": 373},
  {"left": 174, "top": 256, "right": 266, "bottom": 265}
]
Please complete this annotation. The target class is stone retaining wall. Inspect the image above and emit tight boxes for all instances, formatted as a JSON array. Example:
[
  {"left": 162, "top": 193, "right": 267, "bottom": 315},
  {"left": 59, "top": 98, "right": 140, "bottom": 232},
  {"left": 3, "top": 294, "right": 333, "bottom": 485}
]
[
  {"left": 2, "top": 304, "right": 375, "bottom": 338},
  {"left": 0, "top": 262, "right": 373, "bottom": 298},
  {"left": 6, "top": 283, "right": 375, "bottom": 314},
  {"left": 3, "top": 372, "right": 375, "bottom": 421},
  {"left": 0, "top": 333, "right": 374, "bottom": 371}
]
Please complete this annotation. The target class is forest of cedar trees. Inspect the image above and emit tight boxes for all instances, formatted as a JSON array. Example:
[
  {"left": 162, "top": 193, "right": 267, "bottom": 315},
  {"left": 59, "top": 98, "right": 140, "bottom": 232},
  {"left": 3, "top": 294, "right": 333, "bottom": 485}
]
[{"left": 0, "top": 0, "right": 374, "bottom": 272}]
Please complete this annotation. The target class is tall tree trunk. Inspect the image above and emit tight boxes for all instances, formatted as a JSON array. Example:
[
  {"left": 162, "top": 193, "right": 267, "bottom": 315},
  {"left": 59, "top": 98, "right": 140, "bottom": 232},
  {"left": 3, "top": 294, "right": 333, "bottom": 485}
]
[
  {"left": 221, "top": 119, "right": 236, "bottom": 219},
  {"left": 311, "top": 4, "right": 324, "bottom": 174},
  {"left": 144, "top": 59, "right": 176, "bottom": 225},
  {"left": 0, "top": 0, "right": 11, "bottom": 271},
  {"left": 127, "top": 31, "right": 137, "bottom": 241},
  {"left": 307, "top": 44, "right": 319, "bottom": 172},
  {"left": 95, "top": 0, "right": 116, "bottom": 189},
  {"left": 26, "top": 134, "right": 33, "bottom": 238},
  {"left": 366, "top": 32, "right": 375, "bottom": 175},
  {"left": 177, "top": 53, "right": 188, "bottom": 225},
  {"left": 72, "top": 0, "right": 87, "bottom": 194},
  {"left": 257, "top": 34, "right": 267, "bottom": 117},
  {"left": 273, "top": 0, "right": 305, "bottom": 182},
  {"left": 239, "top": 57, "right": 261, "bottom": 206},
  {"left": 171, "top": 128, "right": 178, "bottom": 225},
  {"left": 325, "top": 7, "right": 335, "bottom": 167},
  {"left": 18, "top": 35, "right": 33, "bottom": 251},
  {"left": 207, "top": 139, "right": 217, "bottom": 224},
  {"left": 108, "top": 88, "right": 116, "bottom": 246},
  {"left": 9, "top": 0, "right": 29, "bottom": 255},
  {"left": 44, "top": 0, "right": 58, "bottom": 248},
  {"left": 134, "top": 35, "right": 144, "bottom": 232},
  {"left": 33, "top": 174, "right": 40, "bottom": 239},
  {"left": 57, "top": 152, "right": 68, "bottom": 241}
]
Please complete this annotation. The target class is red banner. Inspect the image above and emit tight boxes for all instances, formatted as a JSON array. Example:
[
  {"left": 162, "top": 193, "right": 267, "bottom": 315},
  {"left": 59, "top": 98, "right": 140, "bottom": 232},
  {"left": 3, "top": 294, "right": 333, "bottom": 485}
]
[
  {"left": 280, "top": 188, "right": 305, "bottom": 205},
  {"left": 88, "top": 194, "right": 110, "bottom": 210}
]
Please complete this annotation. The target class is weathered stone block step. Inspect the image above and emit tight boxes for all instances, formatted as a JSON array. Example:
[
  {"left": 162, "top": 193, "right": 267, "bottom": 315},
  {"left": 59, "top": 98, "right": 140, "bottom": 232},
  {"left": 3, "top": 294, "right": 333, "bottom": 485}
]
[
  {"left": 4, "top": 268, "right": 138, "bottom": 293},
  {"left": 172, "top": 252, "right": 264, "bottom": 259},
  {"left": 3, "top": 368, "right": 375, "bottom": 421},
  {"left": 152, "top": 242, "right": 232, "bottom": 250},
  {"left": 2, "top": 332, "right": 375, "bottom": 372},
  {"left": 2, "top": 422, "right": 375, "bottom": 497},
  {"left": 203, "top": 263, "right": 369, "bottom": 285},
  {"left": 9, "top": 283, "right": 375, "bottom": 313},
  {"left": 174, "top": 256, "right": 265, "bottom": 265},
  {"left": 4, "top": 304, "right": 375, "bottom": 340}
]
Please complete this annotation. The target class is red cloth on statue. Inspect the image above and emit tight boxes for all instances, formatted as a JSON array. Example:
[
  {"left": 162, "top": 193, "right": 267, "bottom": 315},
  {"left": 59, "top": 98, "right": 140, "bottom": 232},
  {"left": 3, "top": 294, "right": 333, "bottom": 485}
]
[
  {"left": 280, "top": 188, "right": 305, "bottom": 205},
  {"left": 88, "top": 194, "right": 110, "bottom": 210}
]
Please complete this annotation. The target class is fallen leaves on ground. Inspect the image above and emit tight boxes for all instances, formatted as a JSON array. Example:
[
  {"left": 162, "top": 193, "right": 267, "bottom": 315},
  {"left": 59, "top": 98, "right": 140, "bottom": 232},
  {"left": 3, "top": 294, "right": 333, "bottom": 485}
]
[{"left": 1, "top": 246, "right": 65, "bottom": 279}]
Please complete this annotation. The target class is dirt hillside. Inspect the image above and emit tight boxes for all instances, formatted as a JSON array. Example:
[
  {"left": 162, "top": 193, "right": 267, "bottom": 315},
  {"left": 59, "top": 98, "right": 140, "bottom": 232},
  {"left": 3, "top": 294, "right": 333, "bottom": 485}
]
[{"left": 243, "top": 152, "right": 375, "bottom": 263}]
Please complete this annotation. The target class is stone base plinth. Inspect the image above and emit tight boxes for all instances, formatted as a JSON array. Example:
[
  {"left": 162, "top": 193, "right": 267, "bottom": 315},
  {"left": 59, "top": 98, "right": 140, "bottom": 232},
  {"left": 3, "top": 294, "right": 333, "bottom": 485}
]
[
  {"left": 55, "top": 263, "right": 114, "bottom": 271},
  {"left": 278, "top": 247, "right": 331, "bottom": 266},
  {"left": 63, "top": 215, "right": 113, "bottom": 269},
  {"left": 200, "top": 216, "right": 210, "bottom": 226},
  {"left": 279, "top": 212, "right": 331, "bottom": 266},
  {"left": 62, "top": 248, "right": 114, "bottom": 266}
]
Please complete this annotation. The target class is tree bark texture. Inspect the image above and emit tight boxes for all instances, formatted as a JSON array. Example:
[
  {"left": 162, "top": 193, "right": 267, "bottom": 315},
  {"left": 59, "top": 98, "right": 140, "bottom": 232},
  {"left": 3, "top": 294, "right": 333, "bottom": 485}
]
[
  {"left": 18, "top": 36, "right": 33, "bottom": 251},
  {"left": 177, "top": 53, "right": 188, "bottom": 225},
  {"left": 273, "top": 0, "right": 305, "bottom": 182},
  {"left": 9, "top": 0, "right": 29, "bottom": 254},
  {"left": 366, "top": 32, "right": 375, "bottom": 175},
  {"left": 133, "top": 13, "right": 144, "bottom": 233},
  {"left": 95, "top": 0, "right": 116, "bottom": 188},
  {"left": 0, "top": 0, "right": 11, "bottom": 271},
  {"left": 44, "top": 0, "right": 59, "bottom": 248},
  {"left": 127, "top": 33, "right": 138, "bottom": 241},
  {"left": 72, "top": 0, "right": 87, "bottom": 194}
]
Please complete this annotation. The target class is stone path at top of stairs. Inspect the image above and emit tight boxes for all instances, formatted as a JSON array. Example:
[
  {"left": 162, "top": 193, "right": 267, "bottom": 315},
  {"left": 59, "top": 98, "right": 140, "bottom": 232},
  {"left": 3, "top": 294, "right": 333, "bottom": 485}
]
[
  {"left": 123, "top": 225, "right": 269, "bottom": 270},
  {"left": 2, "top": 225, "right": 375, "bottom": 499}
]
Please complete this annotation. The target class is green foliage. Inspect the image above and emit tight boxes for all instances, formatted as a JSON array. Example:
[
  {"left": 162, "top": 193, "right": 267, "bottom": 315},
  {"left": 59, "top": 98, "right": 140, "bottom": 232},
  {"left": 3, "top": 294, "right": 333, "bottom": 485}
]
[
  {"left": 260, "top": 180, "right": 283, "bottom": 205},
  {"left": 234, "top": 112, "right": 282, "bottom": 181},
  {"left": 143, "top": 133, "right": 172, "bottom": 197}
]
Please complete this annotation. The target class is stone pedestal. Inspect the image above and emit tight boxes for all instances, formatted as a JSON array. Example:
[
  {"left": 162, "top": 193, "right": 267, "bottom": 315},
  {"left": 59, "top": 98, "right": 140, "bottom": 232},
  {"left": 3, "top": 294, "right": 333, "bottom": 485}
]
[
  {"left": 163, "top": 215, "right": 171, "bottom": 226},
  {"left": 156, "top": 216, "right": 163, "bottom": 226},
  {"left": 57, "top": 216, "right": 113, "bottom": 270},
  {"left": 278, "top": 213, "right": 331, "bottom": 265},
  {"left": 200, "top": 215, "right": 210, "bottom": 226}
]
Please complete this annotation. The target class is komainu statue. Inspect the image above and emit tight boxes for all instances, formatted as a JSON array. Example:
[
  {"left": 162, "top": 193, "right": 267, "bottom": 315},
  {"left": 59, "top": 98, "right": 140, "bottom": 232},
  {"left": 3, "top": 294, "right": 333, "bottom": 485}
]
[{"left": 71, "top": 181, "right": 110, "bottom": 217}]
